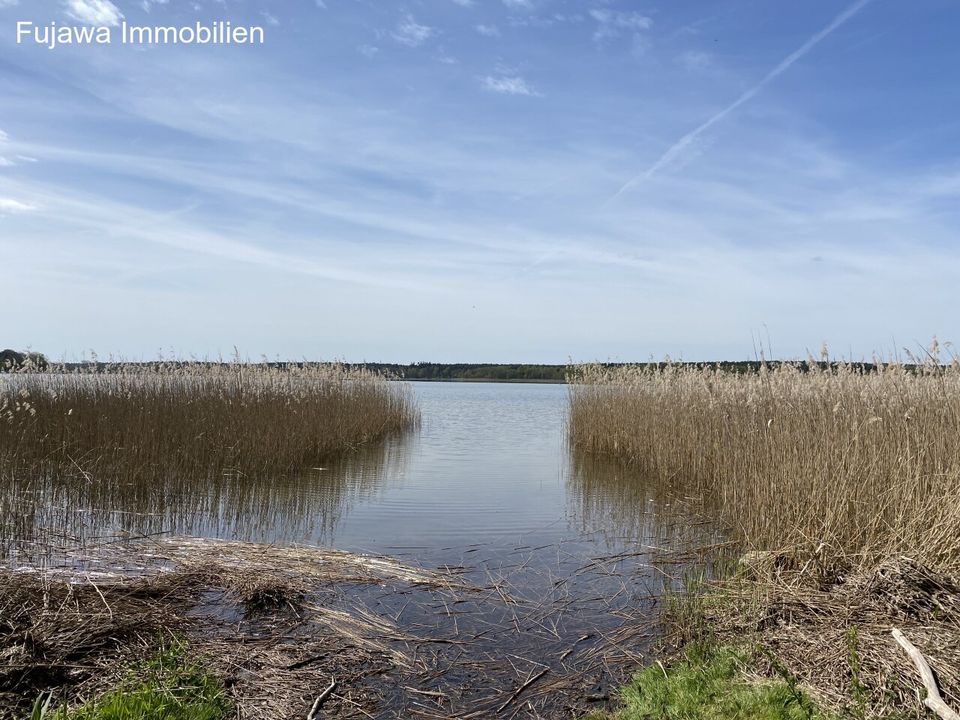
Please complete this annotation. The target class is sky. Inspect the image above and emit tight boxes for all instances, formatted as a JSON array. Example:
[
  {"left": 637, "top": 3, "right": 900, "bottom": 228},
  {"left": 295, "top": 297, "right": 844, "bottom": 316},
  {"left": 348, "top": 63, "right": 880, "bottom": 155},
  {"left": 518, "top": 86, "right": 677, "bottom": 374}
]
[{"left": 1, "top": 0, "right": 958, "bottom": 363}]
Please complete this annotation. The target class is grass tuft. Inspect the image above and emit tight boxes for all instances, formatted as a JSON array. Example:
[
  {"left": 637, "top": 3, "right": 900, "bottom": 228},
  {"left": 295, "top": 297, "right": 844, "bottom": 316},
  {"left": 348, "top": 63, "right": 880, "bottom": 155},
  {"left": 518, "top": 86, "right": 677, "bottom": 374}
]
[
  {"left": 48, "top": 640, "right": 229, "bottom": 720},
  {"left": 592, "top": 644, "right": 825, "bottom": 720},
  {"left": 589, "top": 643, "right": 829, "bottom": 720}
]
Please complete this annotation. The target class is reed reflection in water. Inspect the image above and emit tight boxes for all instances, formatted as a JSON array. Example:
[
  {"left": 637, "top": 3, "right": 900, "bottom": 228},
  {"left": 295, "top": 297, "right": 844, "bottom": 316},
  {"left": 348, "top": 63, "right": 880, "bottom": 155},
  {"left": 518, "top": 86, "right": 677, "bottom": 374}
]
[
  {"left": 2, "top": 435, "right": 411, "bottom": 566},
  {"left": 566, "top": 450, "right": 724, "bottom": 556}
]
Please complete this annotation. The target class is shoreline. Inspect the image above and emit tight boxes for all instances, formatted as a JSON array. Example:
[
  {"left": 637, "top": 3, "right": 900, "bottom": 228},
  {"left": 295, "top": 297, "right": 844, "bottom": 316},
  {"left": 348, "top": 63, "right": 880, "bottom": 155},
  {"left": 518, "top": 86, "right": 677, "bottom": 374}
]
[{"left": 2, "top": 536, "right": 671, "bottom": 719}]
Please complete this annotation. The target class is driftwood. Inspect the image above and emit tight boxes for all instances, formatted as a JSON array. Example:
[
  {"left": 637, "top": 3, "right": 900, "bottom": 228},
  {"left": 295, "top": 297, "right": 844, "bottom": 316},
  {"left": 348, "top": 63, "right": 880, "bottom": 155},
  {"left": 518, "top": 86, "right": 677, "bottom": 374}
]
[
  {"left": 306, "top": 678, "right": 337, "bottom": 720},
  {"left": 892, "top": 629, "right": 960, "bottom": 720}
]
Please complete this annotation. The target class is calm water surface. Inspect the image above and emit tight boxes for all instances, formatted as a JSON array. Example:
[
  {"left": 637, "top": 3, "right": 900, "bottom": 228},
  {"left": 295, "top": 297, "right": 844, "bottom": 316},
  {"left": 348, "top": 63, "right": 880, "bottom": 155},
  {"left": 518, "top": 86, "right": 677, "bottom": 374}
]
[
  {"left": 6, "top": 382, "right": 704, "bottom": 568},
  {"left": 227, "top": 381, "right": 680, "bottom": 559}
]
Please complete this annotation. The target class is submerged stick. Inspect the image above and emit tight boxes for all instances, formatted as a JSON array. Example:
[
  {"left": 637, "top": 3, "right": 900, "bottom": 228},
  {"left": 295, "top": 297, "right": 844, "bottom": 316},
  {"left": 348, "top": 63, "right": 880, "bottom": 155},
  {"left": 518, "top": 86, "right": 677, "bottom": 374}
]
[
  {"left": 892, "top": 629, "right": 960, "bottom": 720},
  {"left": 496, "top": 667, "right": 549, "bottom": 713},
  {"left": 306, "top": 678, "right": 337, "bottom": 720}
]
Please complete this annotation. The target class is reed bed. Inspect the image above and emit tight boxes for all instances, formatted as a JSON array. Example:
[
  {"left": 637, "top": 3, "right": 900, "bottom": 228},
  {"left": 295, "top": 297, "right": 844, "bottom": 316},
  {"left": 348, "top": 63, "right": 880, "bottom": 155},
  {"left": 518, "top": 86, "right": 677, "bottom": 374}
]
[
  {"left": 568, "top": 353, "right": 960, "bottom": 571},
  {"left": 0, "top": 361, "right": 418, "bottom": 485},
  {"left": 569, "top": 351, "right": 960, "bottom": 717}
]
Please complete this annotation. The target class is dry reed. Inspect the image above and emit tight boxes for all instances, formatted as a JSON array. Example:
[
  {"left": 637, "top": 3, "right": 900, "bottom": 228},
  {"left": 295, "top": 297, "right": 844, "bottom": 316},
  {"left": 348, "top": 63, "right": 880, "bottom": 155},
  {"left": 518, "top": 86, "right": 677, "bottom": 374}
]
[
  {"left": 569, "top": 347, "right": 960, "bottom": 718},
  {"left": 568, "top": 348, "right": 960, "bottom": 571},
  {"left": 0, "top": 360, "right": 418, "bottom": 485}
]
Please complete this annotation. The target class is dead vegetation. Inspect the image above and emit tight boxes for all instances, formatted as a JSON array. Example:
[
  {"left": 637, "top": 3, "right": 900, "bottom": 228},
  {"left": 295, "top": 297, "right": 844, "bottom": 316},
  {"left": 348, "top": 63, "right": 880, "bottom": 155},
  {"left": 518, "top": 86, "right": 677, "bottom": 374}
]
[
  {"left": 692, "top": 554, "right": 960, "bottom": 719},
  {"left": 0, "top": 536, "right": 692, "bottom": 719}
]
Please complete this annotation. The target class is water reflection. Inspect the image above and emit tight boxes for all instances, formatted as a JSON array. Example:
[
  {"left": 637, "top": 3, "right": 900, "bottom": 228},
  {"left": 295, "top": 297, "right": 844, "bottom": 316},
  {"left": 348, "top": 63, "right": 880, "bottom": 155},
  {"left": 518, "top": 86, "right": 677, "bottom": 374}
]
[
  {"left": 565, "top": 449, "right": 723, "bottom": 564},
  {"left": 2, "top": 433, "right": 411, "bottom": 566}
]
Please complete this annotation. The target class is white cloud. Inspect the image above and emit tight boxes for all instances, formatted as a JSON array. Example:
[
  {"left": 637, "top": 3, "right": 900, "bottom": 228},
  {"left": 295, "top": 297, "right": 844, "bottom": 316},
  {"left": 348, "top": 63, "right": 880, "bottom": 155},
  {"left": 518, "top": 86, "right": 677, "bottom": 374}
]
[
  {"left": 679, "top": 50, "right": 713, "bottom": 72},
  {"left": 481, "top": 74, "right": 540, "bottom": 97},
  {"left": 0, "top": 129, "right": 8, "bottom": 142},
  {"left": 261, "top": 11, "right": 280, "bottom": 26},
  {"left": 0, "top": 197, "right": 36, "bottom": 213},
  {"left": 64, "top": 0, "right": 123, "bottom": 26},
  {"left": 503, "top": 0, "right": 533, "bottom": 10},
  {"left": 436, "top": 50, "right": 458, "bottom": 65},
  {"left": 357, "top": 44, "right": 379, "bottom": 59},
  {"left": 139, "top": 0, "right": 168, "bottom": 12},
  {"left": 451, "top": 0, "right": 474, "bottom": 6},
  {"left": 392, "top": 14, "right": 434, "bottom": 47},
  {"left": 589, "top": 9, "right": 652, "bottom": 42},
  {"left": 476, "top": 24, "right": 500, "bottom": 37},
  {"left": 0, "top": 157, "right": 15, "bottom": 167},
  {"left": 0, "top": 0, "right": 21, "bottom": 7}
]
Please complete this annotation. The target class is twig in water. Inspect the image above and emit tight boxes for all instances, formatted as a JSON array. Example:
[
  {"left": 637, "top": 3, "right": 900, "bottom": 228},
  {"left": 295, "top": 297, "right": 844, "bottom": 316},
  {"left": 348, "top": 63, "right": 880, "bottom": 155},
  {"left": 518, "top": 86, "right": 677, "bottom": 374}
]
[{"left": 496, "top": 667, "right": 549, "bottom": 713}]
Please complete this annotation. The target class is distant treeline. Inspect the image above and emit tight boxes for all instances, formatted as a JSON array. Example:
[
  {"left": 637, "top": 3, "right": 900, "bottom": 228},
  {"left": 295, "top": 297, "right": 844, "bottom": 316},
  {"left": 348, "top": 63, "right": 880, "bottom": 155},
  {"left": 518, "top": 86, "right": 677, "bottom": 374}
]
[
  {"left": 358, "top": 363, "right": 568, "bottom": 382},
  {"left": 3, "top": 355, "right": 928, "bottom": 381},
  {"left": 0, "top": 349, "right": 48, "bottom": 371},
  {"left": 357, "top": 360, "right": 907, "bottom": 382}
]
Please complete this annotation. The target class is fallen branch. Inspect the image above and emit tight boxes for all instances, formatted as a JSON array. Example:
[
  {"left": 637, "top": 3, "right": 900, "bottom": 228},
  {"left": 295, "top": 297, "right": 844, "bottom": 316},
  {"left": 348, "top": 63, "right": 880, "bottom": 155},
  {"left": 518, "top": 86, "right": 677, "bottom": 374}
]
[
  {"left": 306, "top": 678, "right": 337, "bottom": 720},
  {"left": 496, "top": 667, "right": 549, "bottom": 714},
  {"left": 892, "top": 629, "right": 960, "bottom": 720}
]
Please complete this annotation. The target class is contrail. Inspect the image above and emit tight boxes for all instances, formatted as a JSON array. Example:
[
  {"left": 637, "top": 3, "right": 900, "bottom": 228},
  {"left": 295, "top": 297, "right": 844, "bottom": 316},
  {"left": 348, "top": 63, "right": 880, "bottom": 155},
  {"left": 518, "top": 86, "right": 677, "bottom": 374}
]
[{"left": 608, "top": 0, "right": 874, "bottom": 203}]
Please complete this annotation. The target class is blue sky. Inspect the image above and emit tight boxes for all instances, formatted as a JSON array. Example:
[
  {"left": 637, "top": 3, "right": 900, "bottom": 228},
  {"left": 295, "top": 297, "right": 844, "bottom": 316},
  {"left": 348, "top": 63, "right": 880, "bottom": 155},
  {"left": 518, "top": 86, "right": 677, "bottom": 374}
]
[{"left": 1, "top": 0, "right": 958, "bottom": 362}]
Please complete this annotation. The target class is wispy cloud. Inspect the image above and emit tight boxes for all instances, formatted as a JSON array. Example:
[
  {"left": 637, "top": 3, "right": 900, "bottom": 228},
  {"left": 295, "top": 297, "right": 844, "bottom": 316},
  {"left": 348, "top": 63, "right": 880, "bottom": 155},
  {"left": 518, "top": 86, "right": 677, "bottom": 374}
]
[
  {"left": 589, "top": 9, "right": 652, "bottom": 42},
  {"left": 481, "top": 74, "right": 540, "bottom": 96},
  {"left": 261, "top": 11, "right": 280, "bottom": 27},
  {"left": 0, "top": 0, "right": 21, "bottom": 7},
  {"left": 678, "top": 50, "right": 713, "bottom": 72},
  {"left": 0, "top": 197, "right": 37, "bottom": 213},
  {"left": 476, "top": 24, "right": 500, "bottom": 37},
  {"left": 393, "top": 14, "right": 435, "bottom": 47},
  {"left": 503, "top": 0, "right": 534, "bottom": 10},
  {"left": 609, "top": 0, "right": 874, "bottom": 202},
  {"left": 64, "top": 0, "right": 124, "bottom": 26},
  {"left": 139, "top": 0, "right": 169, "bottom": 12}
]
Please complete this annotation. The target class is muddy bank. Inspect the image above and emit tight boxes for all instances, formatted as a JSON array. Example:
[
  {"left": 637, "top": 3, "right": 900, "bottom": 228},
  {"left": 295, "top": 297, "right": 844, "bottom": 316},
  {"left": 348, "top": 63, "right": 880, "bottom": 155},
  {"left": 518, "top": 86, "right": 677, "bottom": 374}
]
[{"left": 1, "top": 536, "right": 714, "bottom": 719}]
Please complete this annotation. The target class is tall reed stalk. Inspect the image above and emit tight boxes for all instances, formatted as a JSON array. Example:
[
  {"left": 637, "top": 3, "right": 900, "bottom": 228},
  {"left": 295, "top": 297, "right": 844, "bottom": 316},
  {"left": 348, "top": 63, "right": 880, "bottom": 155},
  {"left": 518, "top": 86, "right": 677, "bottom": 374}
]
[{"left": 568, "top": 349, "right": 960, "bottom": 571}]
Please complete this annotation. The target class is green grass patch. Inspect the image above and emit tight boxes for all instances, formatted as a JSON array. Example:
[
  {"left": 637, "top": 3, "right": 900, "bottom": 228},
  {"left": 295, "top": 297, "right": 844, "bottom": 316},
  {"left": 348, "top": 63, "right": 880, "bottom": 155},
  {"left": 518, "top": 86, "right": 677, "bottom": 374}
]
[
  {"left": 36, "top": 640, "right": 230, "bottom": 720},
  {"left": 589, "top": 643, "right": 831, "bottom": 720}
]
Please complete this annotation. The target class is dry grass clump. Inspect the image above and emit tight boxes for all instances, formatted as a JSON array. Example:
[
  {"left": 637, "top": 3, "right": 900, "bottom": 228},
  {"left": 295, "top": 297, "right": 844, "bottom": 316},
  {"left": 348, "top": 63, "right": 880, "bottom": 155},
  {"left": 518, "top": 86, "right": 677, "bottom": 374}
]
[
  {"left": 568, "top": 348, "right": 960, "bottom": 571},
  {"left": 0, "top": 571, "right": 189, "bottom": 717},
  {"left": 699, "top": 556, "right": 960, "bottom": 719},
  {"left": 0, "top": 360, "right": 417, "bottom": 484}
]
